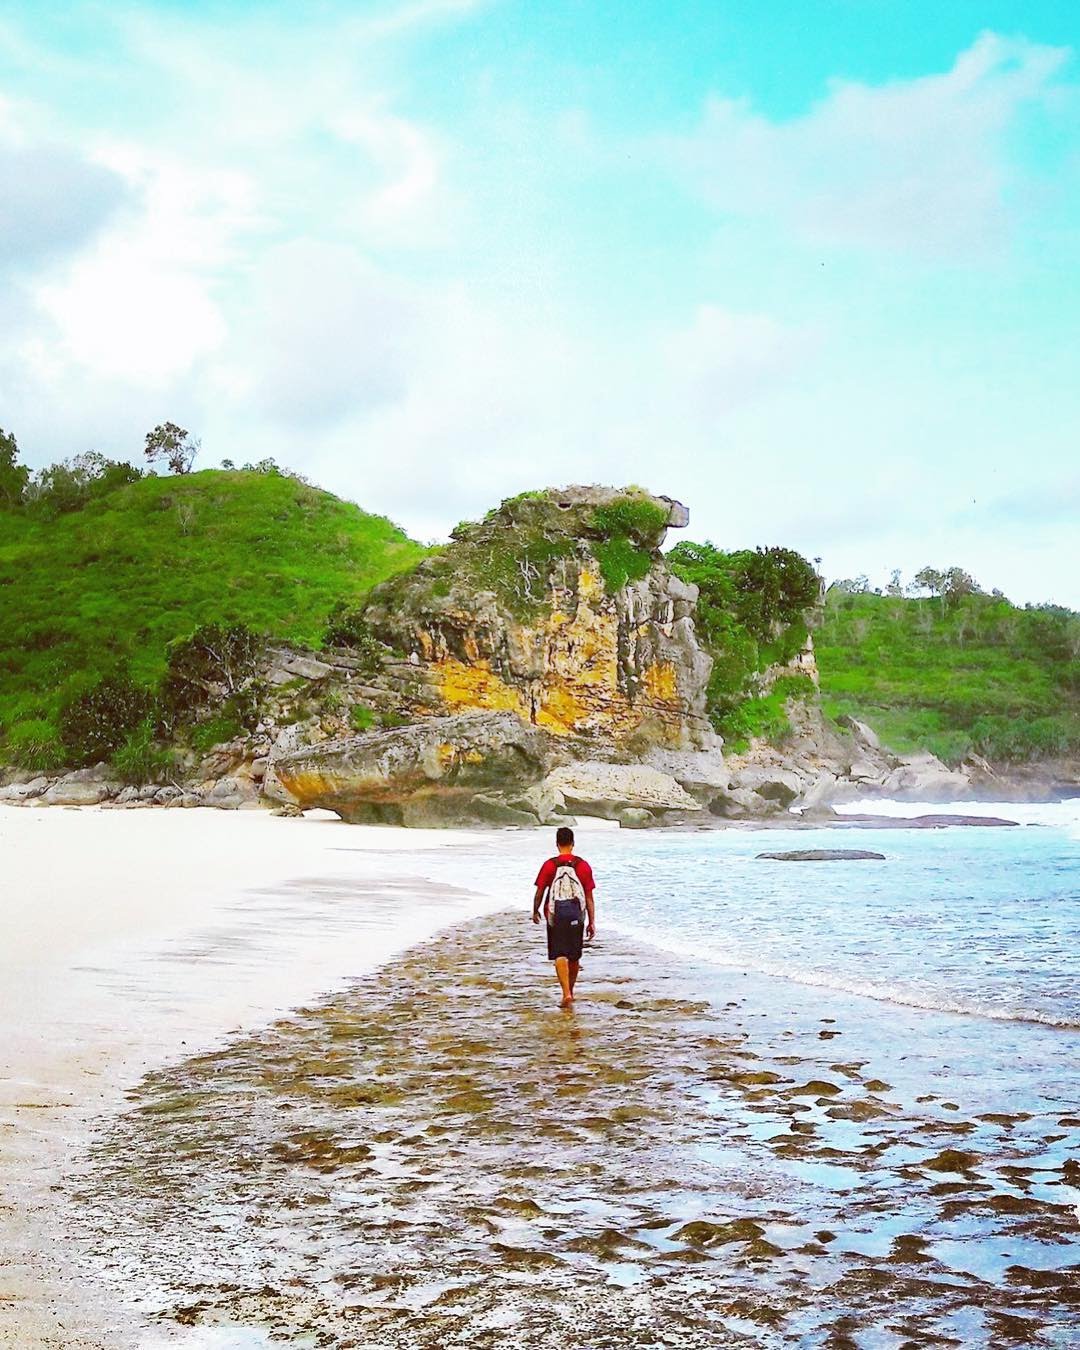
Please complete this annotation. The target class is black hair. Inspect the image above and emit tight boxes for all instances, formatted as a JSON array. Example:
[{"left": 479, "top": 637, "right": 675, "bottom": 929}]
[{"left": 555, "top": 826, "right": 575, "bottom": 848}]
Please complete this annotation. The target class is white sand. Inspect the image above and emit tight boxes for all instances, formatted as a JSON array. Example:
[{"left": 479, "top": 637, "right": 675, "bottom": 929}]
[{"left": 0, "top": 804, "right": 535, "bottom": 1348}]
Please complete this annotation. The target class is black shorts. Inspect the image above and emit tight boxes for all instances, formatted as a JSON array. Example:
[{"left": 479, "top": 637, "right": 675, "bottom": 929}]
[{"left": 547, "top": 916, "right": 584, "bottom": 962}]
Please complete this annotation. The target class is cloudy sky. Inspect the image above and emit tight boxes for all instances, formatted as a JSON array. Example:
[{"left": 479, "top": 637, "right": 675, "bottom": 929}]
[{"left": 1, "top": 0, "right": 1078, "bottom": 603}]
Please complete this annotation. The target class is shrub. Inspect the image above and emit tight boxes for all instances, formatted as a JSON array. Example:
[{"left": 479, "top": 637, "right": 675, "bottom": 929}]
[
  {"left": 161, "top": 623, "right": 263, "bottom": 724},
  {"left": 5, "top": 718, "right": 66, "bottom": 771},
  {"left": 322, "top": 604, "right": 384, "bottom": 671},
  {"left": 671, "top": 543, "right": 819, "bottom": 643},
  {"left": 587, "top": 495, "right": 670, "bottom": 595},
  {"left": 711, "top": 674, "right": 815, "bottom": 751},
  {"left": 110, "top": 718, "right": 176, "bottom": 784},
  {"left": 669, "top": 541, "right": 820, "bottom": 731},
  {"left": 25, "top": 453, "right": 142, "bottom": 519},
  {"left": 189, "top": 714, "right": 245, "bottom": 753},
  {"left": 59, "top": 673, "right": 154, "bottom": 766},
  {"left": 592, "top": 495, "right": 670, "bottom": 544},
  {"left": 458, "top": 532, "right": 575, "bottom": 619},
  {"left": 715, "top": 691, "right": 791, "bottom": 752},
  {"left": 0, "top": 427, "right": 29, "bottom": 508},
  {"left": 349, "top": 703, "right": 375, "bottom": 732},
  {"left": 594, "top": 536, "right": 653, "bottom": 593},
  {"left": 969, "top": 714, "right": 1080, "bottom": 762}
]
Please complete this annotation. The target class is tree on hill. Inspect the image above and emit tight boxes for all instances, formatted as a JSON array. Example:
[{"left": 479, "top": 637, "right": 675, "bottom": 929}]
[
  {"left": 912, "top": 566, "right": 946, "bottom": 598},
  {"left": 942, "top": 566, "right": 981, "bottom": 604},
  {"left": 913, "top": 565, "right": 982, "bottom": 610},
  {"left": 0, "top": 428, "right": 29, "bottom": 508},
  {"left": 25, "top": 452, "right": 143, "bottom": 518},
  {"left": 144, "top": 422, "right": 199, "bottom": 474}
]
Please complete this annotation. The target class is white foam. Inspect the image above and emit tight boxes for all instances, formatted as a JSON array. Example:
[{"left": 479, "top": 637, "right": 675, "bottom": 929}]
[
  {"left": 605, "top": 920, "right": 1080, "bottom": 1031},
  {"left": 833, "top": 796, "right": 1080, "bottom": 837}
]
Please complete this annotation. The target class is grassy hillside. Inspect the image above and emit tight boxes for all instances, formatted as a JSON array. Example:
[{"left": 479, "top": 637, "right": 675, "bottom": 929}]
[
  {"left": 816, "top": 590, "right": 1080, "bottom": 765},
  {"left": 3, "top": 466, "right": 1075, "bottom": 777},
  {"left": 0, "top": 469, "right": 425, "bottom": 761}
]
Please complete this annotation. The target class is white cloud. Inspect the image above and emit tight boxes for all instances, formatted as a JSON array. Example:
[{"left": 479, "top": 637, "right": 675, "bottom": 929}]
[
  {"left": 0, "top": 16, "right": 1076, "bottom": 607},
  {"left": 227, "top": 240, "right": 422, "bottom": 426},
  {"left": 679, "top": 32, "right": 1070, "bottom": 257},
  {"left": 0, "top": 142, "right": 128, "bottom": 268},
  {"left": 661, "top": 306, "right": 818, "bottom": 421}
]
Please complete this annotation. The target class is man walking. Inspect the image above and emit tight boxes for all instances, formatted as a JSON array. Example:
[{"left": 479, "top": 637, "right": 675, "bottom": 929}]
[{"left": 532, "top": 827, "right": 596, "bottom": 1007}]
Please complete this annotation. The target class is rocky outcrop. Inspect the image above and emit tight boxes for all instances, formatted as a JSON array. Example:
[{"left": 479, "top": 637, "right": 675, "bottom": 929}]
[
  {"left": 361, "top": 487, "right": 714, "bottom": 752},
  {"left": 274, "top": 487, "right": 727, "bottom": 825},
  {"left": 43, "top": 766, "right": 119, "bottom": 806},
  {"left": 539, "top": 762, "right": 703, "bottom": 825},
  {"left": 722, "top": 697, "right": 974, "bottom": 816},
  {"left": 274, "top": 711, "right": 569, "bottom": 826}
]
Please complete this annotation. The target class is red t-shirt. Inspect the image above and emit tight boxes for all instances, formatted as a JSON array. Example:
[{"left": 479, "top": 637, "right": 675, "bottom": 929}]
[{"left": 535, "top": 854, "right": 595, "bottom": 896}]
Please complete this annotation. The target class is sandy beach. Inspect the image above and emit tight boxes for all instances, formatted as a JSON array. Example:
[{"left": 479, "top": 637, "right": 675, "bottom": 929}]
[
  {"left": 0, "top": 804, "right": 536, "bottom": 1347},
  {"left": 3, "top": 804, "right": 1078, "bottom": 1348}
]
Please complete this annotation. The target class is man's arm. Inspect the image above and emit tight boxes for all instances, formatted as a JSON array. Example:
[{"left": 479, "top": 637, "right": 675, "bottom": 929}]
[
  {"left": 532, "top": 885, "right": 546, "bottom": 924},
  {"left": 585, "top": 889, "right": 596, "bottom": 939}
]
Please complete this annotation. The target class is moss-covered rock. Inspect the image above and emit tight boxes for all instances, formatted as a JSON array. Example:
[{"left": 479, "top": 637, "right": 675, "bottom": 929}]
[{"left": 360, "top": 485, "right": 713, "bottom": 754}]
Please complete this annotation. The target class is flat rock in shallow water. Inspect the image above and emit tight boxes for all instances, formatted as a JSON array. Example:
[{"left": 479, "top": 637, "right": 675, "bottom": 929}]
[
  {"left": 756, "top": 849, "right": 887, "bottom": 862},
  {"left": 835, "top": 813, "right": 1019, "bottom": 829}
]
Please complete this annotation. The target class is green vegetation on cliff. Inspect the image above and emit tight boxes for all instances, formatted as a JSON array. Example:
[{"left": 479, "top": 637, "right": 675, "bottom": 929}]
[
  {"left": 816, "top": 589, "right": 1080, "bottom": 764},
  {"left": 0, "top": 468, "right": 425, "bottom": 766},
  {"left": 377, "top": 486, "right": 671, "bottom": 626},
  {"left": 668, "top": 542, "right": 820, "bottom": 749}
]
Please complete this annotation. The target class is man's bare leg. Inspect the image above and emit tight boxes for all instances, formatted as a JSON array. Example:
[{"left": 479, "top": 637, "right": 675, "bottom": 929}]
[
  {"left": 568, "top": 960, "right": 580, "bottom": 996},
  {"left": 554, "top": 956, "right": 573, "bottom": 1007}
]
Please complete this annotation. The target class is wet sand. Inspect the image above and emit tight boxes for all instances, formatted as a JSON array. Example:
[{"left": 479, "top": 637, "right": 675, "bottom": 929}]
[
  {"left": 0, "top": 806, "right": 520, "bottom": 1348},
  {"left": 70, "top": 913, "right": 1080, "bottom": 1348}
]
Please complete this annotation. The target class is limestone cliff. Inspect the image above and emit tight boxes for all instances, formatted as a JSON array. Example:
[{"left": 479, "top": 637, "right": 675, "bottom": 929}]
[
  {"left": 362, "top": 486, "right": 712, "bottom": 751},
  {"left": 274, "top": 487, "right": 721, "bottom": 823}
]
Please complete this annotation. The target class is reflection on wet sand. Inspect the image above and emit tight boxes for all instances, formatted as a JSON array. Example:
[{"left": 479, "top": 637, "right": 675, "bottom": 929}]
[{"left": 76, "top": 914, "right": 1080, "bottom": 1348}]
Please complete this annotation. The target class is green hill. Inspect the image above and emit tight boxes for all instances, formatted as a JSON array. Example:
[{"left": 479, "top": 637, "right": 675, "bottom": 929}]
[
  {"left": 0, "top": 468, "right": 425, "bottom": 765},
  {"left": 1, "top": 459, "right": 1076, "bottom": 779},
  {"left": 815, "top": 589, "right": 1080, "bottom": 765}
]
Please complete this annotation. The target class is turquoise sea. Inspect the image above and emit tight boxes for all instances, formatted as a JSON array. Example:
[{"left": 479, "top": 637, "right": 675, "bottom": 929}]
[{"left": 603, "top": 800, "right": 1080, "bottom": 1032}]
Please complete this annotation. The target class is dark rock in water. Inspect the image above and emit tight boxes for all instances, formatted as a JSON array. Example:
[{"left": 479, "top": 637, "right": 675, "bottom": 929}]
[
  {"left": 835, "top": 813, "right": 1019, "bottom": 829},
  {"left": 756, "top": 849, "right": 886, "bottom": 861}
]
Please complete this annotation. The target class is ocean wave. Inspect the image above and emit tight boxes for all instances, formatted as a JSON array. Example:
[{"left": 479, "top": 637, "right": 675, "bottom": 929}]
[
  {"left": 605, "top": 920, "right": 1080, "bottom": 1031},
  {"left": 833, "top": 797, "right": 1080, "bottom": 840}
]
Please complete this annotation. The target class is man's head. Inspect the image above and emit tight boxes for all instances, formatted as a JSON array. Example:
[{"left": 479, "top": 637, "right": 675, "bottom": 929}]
[{"left": 555, "top": 825, "right": 575, "bottom": 854}]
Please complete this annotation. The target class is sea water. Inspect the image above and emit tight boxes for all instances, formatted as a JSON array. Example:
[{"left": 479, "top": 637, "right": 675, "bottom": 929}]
[
  {"left": 593, "top": 800, "right": 1080, "bottom": 1139},
  {"left": 601, "top": 800, "right": 1080, "bottom": 1031}
]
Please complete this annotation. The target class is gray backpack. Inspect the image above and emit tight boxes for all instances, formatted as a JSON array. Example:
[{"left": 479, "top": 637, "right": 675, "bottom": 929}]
[{"left": 548, "top": 858, "right": 586, "bottom": 926}]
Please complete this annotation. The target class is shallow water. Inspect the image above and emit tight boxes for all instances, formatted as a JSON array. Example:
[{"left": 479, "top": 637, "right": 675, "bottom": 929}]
[
  {"left": 72, "top": 903, "right": 1080, "bottom": 1347},
  {"left": 29, "top": 802, "right": 1080, "bottom": 1347},
  {"left": 602, "top": 799, "right": 1080, "bottom": 1030}
]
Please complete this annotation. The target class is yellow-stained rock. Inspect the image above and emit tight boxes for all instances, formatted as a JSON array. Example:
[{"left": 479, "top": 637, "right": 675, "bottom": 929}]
[
  {"left": 361, "top": 487, "right": 713, "bottom": 752},
  {"left": 424, "top": 563, "right": 689, "bottom": 743}
]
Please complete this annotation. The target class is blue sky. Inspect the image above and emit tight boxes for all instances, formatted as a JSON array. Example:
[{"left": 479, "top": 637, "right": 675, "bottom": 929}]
[{"left": 1, "top": 0, "right": 1078, "bottom": 603}]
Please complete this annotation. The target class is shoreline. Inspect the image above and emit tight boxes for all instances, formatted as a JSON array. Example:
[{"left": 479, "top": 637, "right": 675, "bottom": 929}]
[
  {"left": 0, "top": 806, "right": 525, "bottom": 1347},
  {"left": 70, "top": 914, "right": 1080, "bottom": 1347},
  {"left": 1, "top": 794, "right": 1062, "bottom": 832},
  {"left": 3, "top": 802, "right": 1076, "bottom": 1346}
]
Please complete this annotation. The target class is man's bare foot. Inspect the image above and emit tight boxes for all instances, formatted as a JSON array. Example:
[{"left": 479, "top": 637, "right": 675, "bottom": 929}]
[{"left": 560, "top": 996, "right": 574, "bottom": 1008}]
